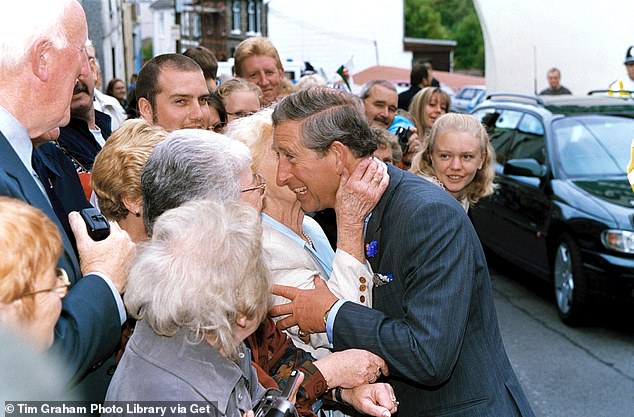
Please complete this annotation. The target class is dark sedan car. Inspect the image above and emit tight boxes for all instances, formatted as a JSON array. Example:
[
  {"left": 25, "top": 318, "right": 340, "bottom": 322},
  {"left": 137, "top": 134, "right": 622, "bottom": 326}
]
[{"left": 470, "top": 94, "right": 634, "bottom": 325}]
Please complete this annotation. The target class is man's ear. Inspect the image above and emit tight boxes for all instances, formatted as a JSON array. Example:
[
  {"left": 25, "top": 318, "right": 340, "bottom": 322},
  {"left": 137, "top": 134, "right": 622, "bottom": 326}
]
[
  {"left": 138, "top": 97, "right": 154, "bottom": 123},
  {"left": 330, "top": 141, "right": 349, "bottom": 175},
  {"left": 31, "top": 39, "right": 52, "bottom": 82}
]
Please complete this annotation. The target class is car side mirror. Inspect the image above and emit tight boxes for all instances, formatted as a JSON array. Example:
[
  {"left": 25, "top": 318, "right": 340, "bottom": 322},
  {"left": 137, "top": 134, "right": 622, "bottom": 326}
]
[{"left": 504, "top": 158, "right": 546, "bottom": 178}]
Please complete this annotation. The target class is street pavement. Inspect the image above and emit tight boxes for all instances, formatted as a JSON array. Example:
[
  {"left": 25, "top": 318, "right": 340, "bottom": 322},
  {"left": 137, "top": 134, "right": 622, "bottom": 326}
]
[{"left": 491, "top": 260, "right": 634, "bottom": 417}]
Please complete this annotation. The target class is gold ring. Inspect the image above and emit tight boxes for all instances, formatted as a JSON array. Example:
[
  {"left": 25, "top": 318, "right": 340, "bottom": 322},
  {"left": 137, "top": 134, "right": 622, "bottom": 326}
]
[{"left": 298, "top": 329, "right": 308, "bottom": 337}]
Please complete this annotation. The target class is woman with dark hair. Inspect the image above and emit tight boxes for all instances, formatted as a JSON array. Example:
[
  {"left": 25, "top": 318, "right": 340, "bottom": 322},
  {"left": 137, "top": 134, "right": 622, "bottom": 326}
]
[
  {"left": 208, "top": 91, "right": 227, "bottom": 133},
  {"left": 106, "top": 78, "right": 127, "bottom": 108}
]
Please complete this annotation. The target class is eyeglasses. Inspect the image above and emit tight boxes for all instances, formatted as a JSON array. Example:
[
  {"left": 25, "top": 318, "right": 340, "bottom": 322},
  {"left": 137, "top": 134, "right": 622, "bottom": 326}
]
[
  {"left": 21, "top": 268, "right": 70, "bottom": 299},
  {"left": 226, "top": 111, "right": 257, "bottom": 119},
  {"left": 240, "top": 173, "right": 266, "bottom": 195}
]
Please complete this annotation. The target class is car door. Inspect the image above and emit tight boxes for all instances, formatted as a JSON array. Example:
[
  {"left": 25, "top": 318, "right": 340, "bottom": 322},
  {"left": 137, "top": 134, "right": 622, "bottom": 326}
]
[
  {"left": 471, "top": 108, "right": 522, "bottom": 251},
  {"left": 494, "top": 112, "right": 552, "bottom": 274}
]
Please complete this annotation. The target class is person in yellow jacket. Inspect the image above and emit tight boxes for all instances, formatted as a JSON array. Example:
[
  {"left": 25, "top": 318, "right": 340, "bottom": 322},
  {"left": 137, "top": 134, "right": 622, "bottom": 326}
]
[{"left": 608, "top": 46, "right": 634, "bottom": 96}]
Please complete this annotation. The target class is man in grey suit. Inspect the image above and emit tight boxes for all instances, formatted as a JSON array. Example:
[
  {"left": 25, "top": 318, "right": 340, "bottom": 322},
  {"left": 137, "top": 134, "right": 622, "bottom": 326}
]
[
  {"left": 0, "top": 0, "right": 134, "bottom": 401},
  {"left": 270, "top": 87, "right": 535, "bottom": 417}
]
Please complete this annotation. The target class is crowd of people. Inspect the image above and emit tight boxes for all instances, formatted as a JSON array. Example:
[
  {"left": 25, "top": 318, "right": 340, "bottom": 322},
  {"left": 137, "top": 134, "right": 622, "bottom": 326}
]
[{"left": 0, "top": 1, "right": 539, "bottom": 416}]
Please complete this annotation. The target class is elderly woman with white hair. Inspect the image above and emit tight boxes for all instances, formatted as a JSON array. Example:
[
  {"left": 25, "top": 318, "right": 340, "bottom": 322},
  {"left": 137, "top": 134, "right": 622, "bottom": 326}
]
[
  {"left": 226, "top": 108, "right": 388, "bottom": 360},
  {"left": 111, "top": 129, "right": 398, "bottom": 417},
  {"left": 105, "top": 200, "right": 270, "bottom": 412}
]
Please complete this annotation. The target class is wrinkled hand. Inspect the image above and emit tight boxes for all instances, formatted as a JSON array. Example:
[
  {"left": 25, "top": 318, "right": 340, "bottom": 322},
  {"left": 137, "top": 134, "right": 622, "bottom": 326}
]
[
  {"left": 314, "top": 349, "right": 388, "bottom": 388},
  {"left": 269, "top": 275, "right": 338, "bottom": 333},
  {"left": 342, "top": 383, "right": 398, "bottom": 417},
  {"left": 335, "top": 157, "right": 389, "bottom": 261},
  {"left": 69, "top": 211, "right": 135, "bottom": 293},
  {"left": 335, "top": 157, "right": 389, "bottom": 226}
]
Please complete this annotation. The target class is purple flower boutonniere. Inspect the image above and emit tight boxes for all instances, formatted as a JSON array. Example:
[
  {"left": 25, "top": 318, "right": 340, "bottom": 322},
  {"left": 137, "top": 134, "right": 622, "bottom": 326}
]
[{"left": 366, "top": 240, "right": 378, "bottom": 258}]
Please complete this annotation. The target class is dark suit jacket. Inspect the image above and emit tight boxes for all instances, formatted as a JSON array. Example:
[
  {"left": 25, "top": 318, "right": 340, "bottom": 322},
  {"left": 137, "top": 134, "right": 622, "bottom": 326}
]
[
  {"left": 56, "top": 110, "right": 112, "bottom": 171},
  {"left": 398, "top": 86, "right": 421, "bottom": 111},
  {"left": 0, "top": 132, "right": 121, "bottom": 401},
  {"left": 332, "top": 165, "right": 535, "bottom": 417}
]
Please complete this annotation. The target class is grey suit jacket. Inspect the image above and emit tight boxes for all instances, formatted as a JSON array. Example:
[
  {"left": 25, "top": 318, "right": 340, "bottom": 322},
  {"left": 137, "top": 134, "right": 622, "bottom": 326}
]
[
  {"left": 332, "top": 165, "right": 535, "bottom": 417},
  {"left": 0, "top": 132, "right": 121, "bottom": 400}
]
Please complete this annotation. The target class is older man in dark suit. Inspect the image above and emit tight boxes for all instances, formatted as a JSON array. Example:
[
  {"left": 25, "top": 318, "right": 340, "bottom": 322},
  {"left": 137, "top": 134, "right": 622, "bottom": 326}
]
[
  {"left": 0, "top": 0, "right": 134, "bottom": 401},
  {"left": 270, "top": 87, "right": 535, "bottom": 417}
]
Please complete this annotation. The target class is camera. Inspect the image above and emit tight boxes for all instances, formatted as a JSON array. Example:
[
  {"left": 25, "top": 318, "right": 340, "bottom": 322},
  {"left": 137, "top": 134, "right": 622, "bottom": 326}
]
[
  {"left": 80, "top": 208, "right": 110, "bottom": 241},
  {"left": 395, "top": 126, "right": 413, "bottom": 153},
  {"left": 252, "top": 370, "right": 301, "bottom": 417}
]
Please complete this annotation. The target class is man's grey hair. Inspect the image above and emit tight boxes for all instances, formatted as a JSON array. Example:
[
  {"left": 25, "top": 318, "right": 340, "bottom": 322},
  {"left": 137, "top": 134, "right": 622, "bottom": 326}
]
[
  {"left": 0, "top": 0, "right": 73, "bottom": 72},
  {"left": 359, "top": 79, "right": 397, "bottom": 100},
  {"left": 125, "top": 200, "right": 270, "bottom": 361},
  {"left": 141, "top": 129, "right": 251, "bottom": 235},
  {"left": 271, "top": 87, "right": 377, "bottom": 157}
]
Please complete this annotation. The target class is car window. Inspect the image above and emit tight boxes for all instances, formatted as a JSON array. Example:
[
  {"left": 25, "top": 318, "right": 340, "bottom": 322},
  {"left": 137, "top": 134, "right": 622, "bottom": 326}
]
[
  {"left": 518, "top": 113, "right": 545, "bottom": 135},
  {"left": 459, "top": 88, "right": 477, "bottom": 99},
  {"left": 507, "top": 113, "right": 546, "bottom": 164},
  {"left": 553, "top": 115, "right": 634, "bottom": 177},
  {"left": 495, "top": 110, "right": 522, "bottom": 129},
  {"left": 476, "top": 109, "right": 525, "bottom": 164}
]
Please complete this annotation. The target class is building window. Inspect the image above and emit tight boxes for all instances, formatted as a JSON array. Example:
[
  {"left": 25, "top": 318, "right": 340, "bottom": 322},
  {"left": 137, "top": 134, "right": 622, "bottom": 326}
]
[
  {"left": 256, "top": 1, "right": 262, "bottom": 33},
  {"left": 232, "top": 0, "right": 241, "bottom": 33},
  {"left": 247, "top": 0, "right": 256, "bottom": 33},
  {"left": 193, "top": 13, "right": 201, "bottom": 38}
]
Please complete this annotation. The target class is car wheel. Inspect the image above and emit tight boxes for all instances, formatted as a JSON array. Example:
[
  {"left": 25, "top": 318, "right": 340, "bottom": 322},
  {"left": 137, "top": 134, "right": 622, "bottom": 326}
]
[{"left": 553, "top": 234, "right": 588, "bottom": 325}]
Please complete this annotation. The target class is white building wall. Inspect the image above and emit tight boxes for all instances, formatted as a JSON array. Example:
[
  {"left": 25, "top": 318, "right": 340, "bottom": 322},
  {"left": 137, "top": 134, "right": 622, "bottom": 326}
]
[
  {"left": 152, "top": 8, "right": 176, "bottom": 55},
  {"left": 96, "top": 0, "right": 126, "bottom": 88},
  {"left": 475, "top": 0, "right": 634, "bottom": 94},
  {"left": 267, "top": 0, "right": 412, "bottom": 81}
]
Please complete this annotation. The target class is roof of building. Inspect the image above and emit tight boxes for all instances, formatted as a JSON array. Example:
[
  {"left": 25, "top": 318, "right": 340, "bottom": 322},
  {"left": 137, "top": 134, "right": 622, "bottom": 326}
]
[{"left": 351, "top": 65, "right": 485, "bottom": 91}]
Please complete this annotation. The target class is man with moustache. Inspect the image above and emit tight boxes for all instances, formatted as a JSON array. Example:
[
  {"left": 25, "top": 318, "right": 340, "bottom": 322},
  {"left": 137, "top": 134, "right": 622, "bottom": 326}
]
[
  {"left": 56, "top": 69, "right": 112, "bottom": 174},
  {"left": 0, "top": 0, "right": 133, "bottom": 402},
  {"left": 136, "top": 53, "right": 211, "bottom": 131},
  {"left": 360, "top": 80, "right": 398, "bottom": 130}
]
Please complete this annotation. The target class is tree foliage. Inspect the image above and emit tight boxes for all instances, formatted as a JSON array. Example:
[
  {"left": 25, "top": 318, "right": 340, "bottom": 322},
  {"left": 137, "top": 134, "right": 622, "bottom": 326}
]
[{"left": 405, "top": 0, "right": 484, "bottom": 71}]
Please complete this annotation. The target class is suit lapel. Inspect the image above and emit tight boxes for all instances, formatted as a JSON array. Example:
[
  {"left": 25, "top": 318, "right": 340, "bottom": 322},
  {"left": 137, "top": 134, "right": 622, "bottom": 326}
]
[
  {"left": 0, "top": 133, "right": 82, "bottom": 281},
  {"left": 364, "top": 164, "right": 403, "bottom": 271}
]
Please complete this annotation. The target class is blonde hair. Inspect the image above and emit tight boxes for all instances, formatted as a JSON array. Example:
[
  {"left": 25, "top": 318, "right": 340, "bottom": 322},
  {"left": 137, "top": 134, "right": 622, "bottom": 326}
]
[
  {"left": 409, "top": 86, "right": 451, "bottom": 136},
  {"left": 125, "top": 200, "right": 270, "bottom": 360},
  {"left": 0, "top": 197, "right": 61, "bottom": 318},
  {"left": 410, "top": 113, "right": 496, "bottom": 204},
  {"left": 91, "top": 119, "right": 168, "bottom": 221},
  {"left": 224, "top": 108, "right": 274, "bottom": 173},
  {"left": 296, "top": 74, "right": 327, "bottom": 91},
  {"left": 217, "top": 78, "right": 262, "bottom": 103},
  {"left": 234, "top": 37, "right": 283, "bottom": 77}
]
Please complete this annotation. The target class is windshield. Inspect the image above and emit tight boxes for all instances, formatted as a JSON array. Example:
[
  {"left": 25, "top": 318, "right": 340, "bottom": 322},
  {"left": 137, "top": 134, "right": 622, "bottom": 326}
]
[{"left": 552, "top": 115, "right": 634, "bottom": 177}]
